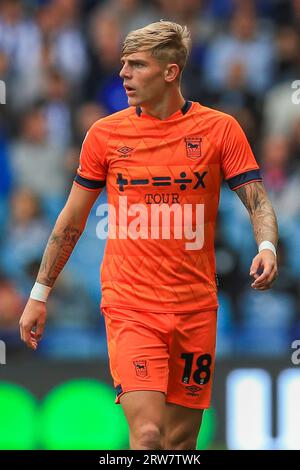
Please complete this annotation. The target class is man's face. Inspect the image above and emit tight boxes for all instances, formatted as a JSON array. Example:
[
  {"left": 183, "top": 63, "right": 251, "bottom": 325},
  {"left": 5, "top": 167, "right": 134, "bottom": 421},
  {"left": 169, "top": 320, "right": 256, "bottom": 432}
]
[{"left": 120, "top": 51, "right": 170, "bottom": 107}]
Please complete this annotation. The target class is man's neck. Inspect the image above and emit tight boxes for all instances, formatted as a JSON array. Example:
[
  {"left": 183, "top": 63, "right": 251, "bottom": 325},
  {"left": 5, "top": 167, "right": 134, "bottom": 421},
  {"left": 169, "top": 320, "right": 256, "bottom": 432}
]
[{"left": 140, "top": 91, "right": 186, "bottom": 120}]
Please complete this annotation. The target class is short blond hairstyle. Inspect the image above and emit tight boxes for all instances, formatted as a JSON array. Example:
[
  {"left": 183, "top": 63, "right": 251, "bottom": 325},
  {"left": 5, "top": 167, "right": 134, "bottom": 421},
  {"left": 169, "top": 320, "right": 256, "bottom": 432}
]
[{"left": 122, "top": 21, "right": 192, "bottom": 74}]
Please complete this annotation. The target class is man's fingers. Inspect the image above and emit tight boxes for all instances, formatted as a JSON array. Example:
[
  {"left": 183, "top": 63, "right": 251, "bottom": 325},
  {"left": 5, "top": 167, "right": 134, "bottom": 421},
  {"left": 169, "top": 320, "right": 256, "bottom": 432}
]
[
  {"left": 20, "top": 321, "right": 37, "bottom": 350},
  {"left": 251, "top": 266, "right": 273, "bottom": 285},
  {"left": 21, "top": 324, "right": 30, "bottom": 344},
  {"left": 253, "top": 279, "right": 274, "bottom": 290},
  {"left": 19, "top": 324, "right": 24, "bottom": 342},
  {"left": 19, "top": 299, "right": 46, "bottom": 351},
  {"left": 28, "top": 330, "right": 38, "bottom": 350},
  {"left": 28, "top": 335, "right": 37, "bottom": 350},
  {"left": 252, "top": 266, "right": 277, "bottom": 289},
  {"left": 249, "top": 259, "right": 260, "bottom": 276},
  {"left": 35, "top": 321, "right": 45, "bottom": 341}
]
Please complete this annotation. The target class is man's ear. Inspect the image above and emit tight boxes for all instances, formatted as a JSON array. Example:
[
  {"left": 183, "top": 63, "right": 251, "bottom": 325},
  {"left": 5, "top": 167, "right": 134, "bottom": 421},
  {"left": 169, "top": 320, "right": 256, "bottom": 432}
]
[{"left": 164, "top": 64, "right": 180, "bottom": 82}]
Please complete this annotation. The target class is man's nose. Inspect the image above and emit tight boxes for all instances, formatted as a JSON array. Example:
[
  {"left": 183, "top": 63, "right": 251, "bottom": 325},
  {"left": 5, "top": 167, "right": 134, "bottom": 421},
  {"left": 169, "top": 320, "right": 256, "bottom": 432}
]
[{"left": 119, "top": 64, "right": 131, "bottom": 79}]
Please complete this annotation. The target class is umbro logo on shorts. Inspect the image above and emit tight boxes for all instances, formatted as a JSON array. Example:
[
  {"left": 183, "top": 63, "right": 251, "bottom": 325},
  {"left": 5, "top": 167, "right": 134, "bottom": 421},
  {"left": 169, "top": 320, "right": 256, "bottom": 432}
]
[{"left": 185, "top": 385, "right": 202, "bottom": 396}]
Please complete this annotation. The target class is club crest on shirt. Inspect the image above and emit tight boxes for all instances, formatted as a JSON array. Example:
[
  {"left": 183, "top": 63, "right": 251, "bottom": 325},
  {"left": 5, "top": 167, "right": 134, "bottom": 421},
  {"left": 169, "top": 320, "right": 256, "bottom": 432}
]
[
  {"left": 185, "top": 137, "right": 202, "bottom": 160},
  {"left": 133, "top": 360, "right": 148, "bottom": 378}
]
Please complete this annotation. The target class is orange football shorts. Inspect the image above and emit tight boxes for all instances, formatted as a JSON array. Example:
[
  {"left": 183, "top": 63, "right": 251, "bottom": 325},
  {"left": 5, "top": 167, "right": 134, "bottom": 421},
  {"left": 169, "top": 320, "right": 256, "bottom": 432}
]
[{"left": 101, "top": 306, "right": 217, "bottom": 409}]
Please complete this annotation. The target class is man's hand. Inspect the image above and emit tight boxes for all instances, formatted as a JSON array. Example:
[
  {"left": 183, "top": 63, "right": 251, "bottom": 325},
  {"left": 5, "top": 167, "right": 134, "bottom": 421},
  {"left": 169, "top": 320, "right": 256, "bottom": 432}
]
[
  {"left": 250, "top": 250, "right": 278, "bottom": 290},
  {"left": 19, "top": 299, "right": 47, "bottom": 350}
]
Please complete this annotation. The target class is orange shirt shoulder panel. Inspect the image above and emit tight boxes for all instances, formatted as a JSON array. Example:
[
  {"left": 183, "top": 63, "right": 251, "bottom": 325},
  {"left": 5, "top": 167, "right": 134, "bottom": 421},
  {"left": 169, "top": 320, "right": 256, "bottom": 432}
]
[
  {"left": 193, "top": 104, "right": 261, "bottom": 188},
  {"left": 75, "top": 107, "right": 136, "bottom": 189}
]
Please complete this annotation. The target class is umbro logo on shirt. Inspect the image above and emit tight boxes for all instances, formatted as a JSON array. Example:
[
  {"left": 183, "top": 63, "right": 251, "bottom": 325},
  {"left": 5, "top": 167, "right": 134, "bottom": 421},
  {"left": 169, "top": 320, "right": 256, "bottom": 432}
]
[{"left": 117, "top": 146, "right": 133, "bottom": 155}]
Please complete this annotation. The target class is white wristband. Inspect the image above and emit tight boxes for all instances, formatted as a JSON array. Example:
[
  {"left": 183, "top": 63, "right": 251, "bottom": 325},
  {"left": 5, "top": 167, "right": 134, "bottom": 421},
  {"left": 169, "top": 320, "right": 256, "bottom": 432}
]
[
  {"left": 30, "top": 282, "right": 52, "bottom": 302},
  {"left": 258, "top": 241, "right": 277, "bottom": 257}
]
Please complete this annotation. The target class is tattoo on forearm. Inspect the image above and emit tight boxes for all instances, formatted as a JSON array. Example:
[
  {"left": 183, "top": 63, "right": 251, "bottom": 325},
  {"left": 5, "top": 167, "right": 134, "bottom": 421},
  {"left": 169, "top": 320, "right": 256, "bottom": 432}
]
[
  {"left": 37, "top": 224, "right": 81, "bottom": 287},
  {"left": 235, "top": 182, "right": 278, "bottom": 246}
]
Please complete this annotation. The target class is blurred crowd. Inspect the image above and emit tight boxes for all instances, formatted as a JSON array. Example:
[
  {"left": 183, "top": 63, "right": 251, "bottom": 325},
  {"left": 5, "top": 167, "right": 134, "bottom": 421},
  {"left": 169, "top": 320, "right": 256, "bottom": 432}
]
[{"left": 0, "top": 0, "right": 300, "bottom": 358}]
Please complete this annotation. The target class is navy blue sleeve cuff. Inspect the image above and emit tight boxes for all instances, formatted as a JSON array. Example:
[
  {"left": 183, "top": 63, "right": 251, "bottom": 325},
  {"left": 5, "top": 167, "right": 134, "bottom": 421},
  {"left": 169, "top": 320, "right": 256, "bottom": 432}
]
[
  {"left": 227, "top": 169, "right": 262, "bottom": 190},
  {"left": 74, "top": 174, "right": 106, "bottom": 190}
]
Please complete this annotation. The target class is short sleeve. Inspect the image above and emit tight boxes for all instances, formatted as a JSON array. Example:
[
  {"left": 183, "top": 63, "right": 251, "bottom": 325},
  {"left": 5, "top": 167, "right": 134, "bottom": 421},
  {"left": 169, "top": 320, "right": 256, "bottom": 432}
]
[
  {"left": 74, "top": 124, "right": 107, "bottom": 191},
  {"left": 221, "top": 115, "right": 262, "bottom": 190}
]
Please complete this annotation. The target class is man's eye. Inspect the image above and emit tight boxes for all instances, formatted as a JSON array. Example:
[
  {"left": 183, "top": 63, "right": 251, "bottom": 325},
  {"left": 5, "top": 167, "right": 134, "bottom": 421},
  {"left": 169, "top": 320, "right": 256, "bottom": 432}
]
[{"left": 135, "top": 63, "right": 144, "bottom": 67}]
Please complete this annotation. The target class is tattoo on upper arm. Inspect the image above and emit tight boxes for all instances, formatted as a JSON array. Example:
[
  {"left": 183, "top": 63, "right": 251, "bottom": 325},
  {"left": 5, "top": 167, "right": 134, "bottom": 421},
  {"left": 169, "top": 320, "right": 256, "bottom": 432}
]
[
  {"left": 37, "top": 225, "right": 81, "bottom": 286},
  {"left": 235, "top": 182, "right": 278, "bottom": 246}
]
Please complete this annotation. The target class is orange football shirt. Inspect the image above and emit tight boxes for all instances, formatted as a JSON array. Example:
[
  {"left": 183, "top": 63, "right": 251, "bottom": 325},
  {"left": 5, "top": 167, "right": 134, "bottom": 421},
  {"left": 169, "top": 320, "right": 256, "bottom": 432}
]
[{"left": 74, "top": 101, "right": 261, "bottom": 313}]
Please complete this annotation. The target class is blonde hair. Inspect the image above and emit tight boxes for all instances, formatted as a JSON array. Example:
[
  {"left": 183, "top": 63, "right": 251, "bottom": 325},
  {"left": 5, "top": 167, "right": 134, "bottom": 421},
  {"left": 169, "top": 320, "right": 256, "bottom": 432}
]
[{"left": 122, "top": 21, "right": 192, "bottom": 74}]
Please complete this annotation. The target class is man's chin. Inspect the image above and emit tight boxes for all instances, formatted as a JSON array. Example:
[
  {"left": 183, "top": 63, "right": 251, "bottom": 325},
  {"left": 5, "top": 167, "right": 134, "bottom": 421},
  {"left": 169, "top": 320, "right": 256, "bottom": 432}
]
[{"left": 127, "top": 95, "right": 142, "bottom": 107}]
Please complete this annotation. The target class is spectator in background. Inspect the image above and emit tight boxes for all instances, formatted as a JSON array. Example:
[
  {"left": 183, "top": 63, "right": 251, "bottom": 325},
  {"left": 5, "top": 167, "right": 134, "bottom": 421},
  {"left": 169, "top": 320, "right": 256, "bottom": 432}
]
[
  {"left": 0, "top": 271, "right": 24, "bottom": 332},
  {"left": 0, "top": 0, "right": 87, "bottom": 108},
  {"left": 43, "top": 69, "right": 72, "bottom": 149},
  {"left": 289, "top": 118, "right": 300, "bottom": 166},
  {"left": 0, "top": 50, "right": 9, "bottom": 85},
  {"left": 156, "top": 0, "right": 214, "bottom": 104},
  {"left": 203, "top": 4, "right": 274, "bottom": 95},
  {"left": 274, "top": 26, "right": 300, "bottom": 82},
  {"left": 263, "top": 26, "right": 300, "bottom": 136},
  {"left": 263, "top": 80, "right": 300, "bottom": 137},
  {"left": 63, "top": 102, "right": 108, "bottom": 182},
  {"left": 0, "top": 0, "right": 43, "bottom": 109},
  {"left": 236, "top": 239, "right": 297, "bottom": 355},
  {"left": 10, "top": 104, "right": 68, "bottom": 218},
  {"left": 205, "top": 0, "right": 276, "bottom": 21},
  {"left": 260, "top": 134, "right": 300, "bottom": 277},
  {"left": 74, "top": 101, "right": 108, "bottom": 144},
  {"left": 0, "top": 126, "right": 12, "bottom": 233},
  {"left": 98, "top": 0, "right": 158, "bottom": 36},
  {"left": 215, "top": 219, "right": 241, "bottom": 292},
  {"left": 36, "top": 0, "right": 88, "bottom": 86},
  {"left": 85, "top": 9, "right": 128, "bottom": 112},
  {"left": 157, "top": 0, "right": 215, "bottom": 40},
  {"left": 0, "top": 188, "right": 49, "bottom": 287},
  {"left": 291, "top": 0, "right": 300, "bottom": 26},
  {"left": 260, "top": 135, "right": 300, "bottom": 222}
]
